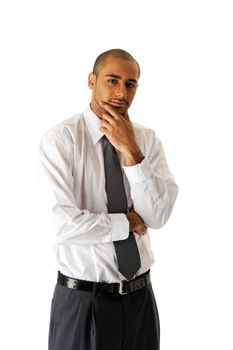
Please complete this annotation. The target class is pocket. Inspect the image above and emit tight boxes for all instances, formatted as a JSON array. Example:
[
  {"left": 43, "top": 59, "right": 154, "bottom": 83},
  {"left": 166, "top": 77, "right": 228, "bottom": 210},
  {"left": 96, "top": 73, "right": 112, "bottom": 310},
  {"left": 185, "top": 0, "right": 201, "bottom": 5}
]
[
  {"left": 51, "top": 284, "right": 73, "bottom": 325},
  {"left": 49, "top": 285, "right": 74, "bottom": 347}
]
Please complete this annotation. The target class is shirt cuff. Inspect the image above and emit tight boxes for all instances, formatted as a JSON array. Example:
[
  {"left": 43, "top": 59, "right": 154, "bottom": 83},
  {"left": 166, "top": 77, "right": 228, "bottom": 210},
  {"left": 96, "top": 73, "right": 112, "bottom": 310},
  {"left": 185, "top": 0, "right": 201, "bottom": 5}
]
[
  {"left": 123, "top": 158, "right": 152, "bottom": 184},
  {"left": 108, "top": 213, "right": 130, "bottom": 241}
]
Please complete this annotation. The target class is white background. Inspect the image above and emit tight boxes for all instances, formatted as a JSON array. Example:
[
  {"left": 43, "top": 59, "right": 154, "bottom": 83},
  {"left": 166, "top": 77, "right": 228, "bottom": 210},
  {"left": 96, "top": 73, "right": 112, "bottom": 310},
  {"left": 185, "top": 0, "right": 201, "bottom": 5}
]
[{"left": 0, "top": 0, "right": 233, "bottom": 349}]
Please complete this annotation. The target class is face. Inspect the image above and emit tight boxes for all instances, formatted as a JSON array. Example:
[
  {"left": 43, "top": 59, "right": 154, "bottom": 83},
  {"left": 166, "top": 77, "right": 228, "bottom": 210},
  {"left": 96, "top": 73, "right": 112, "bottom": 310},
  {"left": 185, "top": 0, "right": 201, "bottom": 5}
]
[{"left": 88, "top": 57, "right": 139, "bottom": 118}]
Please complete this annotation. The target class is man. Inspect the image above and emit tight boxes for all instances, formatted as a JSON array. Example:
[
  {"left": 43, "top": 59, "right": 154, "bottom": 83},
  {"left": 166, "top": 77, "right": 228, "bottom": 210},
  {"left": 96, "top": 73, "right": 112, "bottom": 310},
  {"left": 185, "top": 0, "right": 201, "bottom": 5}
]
[{"left": 39, "top": 48, "right": 178, "bottom": 350}]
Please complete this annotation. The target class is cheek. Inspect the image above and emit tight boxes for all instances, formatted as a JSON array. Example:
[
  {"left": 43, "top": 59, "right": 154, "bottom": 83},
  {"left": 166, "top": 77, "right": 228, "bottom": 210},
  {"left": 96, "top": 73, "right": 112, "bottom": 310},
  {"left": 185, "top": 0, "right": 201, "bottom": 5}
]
[
  {"left": 128, "top": 91, "right": 136, "bottom": 102},
  {"left": 95, "top": 83, "right": 112, "bottom": 100}
]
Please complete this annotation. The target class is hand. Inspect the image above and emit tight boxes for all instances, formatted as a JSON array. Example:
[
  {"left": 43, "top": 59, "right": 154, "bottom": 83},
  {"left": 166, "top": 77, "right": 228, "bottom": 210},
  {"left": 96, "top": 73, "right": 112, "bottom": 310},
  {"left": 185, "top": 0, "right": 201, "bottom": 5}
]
[
  {"left": 99, "top": 102, "right": 144, "bottom": 165},
  {"left": 125, "top": 210, "right": 148, "bottom": 235}
]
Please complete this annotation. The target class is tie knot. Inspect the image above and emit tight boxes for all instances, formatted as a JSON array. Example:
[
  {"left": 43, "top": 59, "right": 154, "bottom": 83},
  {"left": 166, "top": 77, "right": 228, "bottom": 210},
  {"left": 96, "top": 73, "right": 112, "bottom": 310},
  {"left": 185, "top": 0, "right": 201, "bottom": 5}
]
[
  {"left": 103, "top": 136, "right": 116, "bottom": 154},
  {"left": 102, "top": 135, "right": 111, "bottom": 144}
]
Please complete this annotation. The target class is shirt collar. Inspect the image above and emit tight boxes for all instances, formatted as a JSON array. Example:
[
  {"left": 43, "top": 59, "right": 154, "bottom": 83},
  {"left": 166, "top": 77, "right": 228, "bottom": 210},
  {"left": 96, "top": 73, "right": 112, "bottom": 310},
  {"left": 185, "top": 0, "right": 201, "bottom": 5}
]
[{"left": 83, "top": 105, "right": 104, "bottom": 145}]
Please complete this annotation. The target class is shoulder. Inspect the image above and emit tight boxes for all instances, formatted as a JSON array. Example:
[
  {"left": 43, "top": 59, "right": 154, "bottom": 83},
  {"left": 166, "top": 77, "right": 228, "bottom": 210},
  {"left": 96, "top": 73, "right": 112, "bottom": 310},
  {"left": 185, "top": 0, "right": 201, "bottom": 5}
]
[
  {"left": 131, "top": 121, "right": 162, "bottom": 145},
  {"left": 41, "top": 112, "right": 85, "bottom": 146}
]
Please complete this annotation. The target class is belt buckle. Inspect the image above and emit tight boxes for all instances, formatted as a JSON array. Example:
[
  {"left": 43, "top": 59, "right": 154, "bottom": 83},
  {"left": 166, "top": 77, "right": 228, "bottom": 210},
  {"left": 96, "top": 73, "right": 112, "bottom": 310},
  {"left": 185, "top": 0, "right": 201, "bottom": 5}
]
[{"left": 119, "top": 281, "right": 127, "bottom": 295}]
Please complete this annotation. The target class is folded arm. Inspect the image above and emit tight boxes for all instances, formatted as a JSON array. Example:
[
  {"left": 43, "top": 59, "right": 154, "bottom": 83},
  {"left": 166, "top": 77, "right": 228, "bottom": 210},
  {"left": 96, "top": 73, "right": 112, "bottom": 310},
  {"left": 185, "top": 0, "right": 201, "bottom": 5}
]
[
  {"left": 39, "top": 130, "right": 131, "bottom": 246},
  {"left": 123, "top": 130, "right": 178, "bottom": 230}
]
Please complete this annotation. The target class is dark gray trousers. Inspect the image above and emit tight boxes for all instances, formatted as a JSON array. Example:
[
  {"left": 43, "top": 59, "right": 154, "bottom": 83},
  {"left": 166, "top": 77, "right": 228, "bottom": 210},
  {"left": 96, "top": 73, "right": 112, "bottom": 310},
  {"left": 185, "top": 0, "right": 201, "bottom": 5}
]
[{"left": 49, "top": 281, "right": 160, "bottom": 350}]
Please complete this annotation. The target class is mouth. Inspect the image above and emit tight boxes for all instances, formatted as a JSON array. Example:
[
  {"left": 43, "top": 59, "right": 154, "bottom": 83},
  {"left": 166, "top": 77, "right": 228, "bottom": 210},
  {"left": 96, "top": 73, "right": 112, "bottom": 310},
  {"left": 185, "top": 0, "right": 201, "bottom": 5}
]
[{"left": 108, "top": 99, "right": 128, "bottom": 107}]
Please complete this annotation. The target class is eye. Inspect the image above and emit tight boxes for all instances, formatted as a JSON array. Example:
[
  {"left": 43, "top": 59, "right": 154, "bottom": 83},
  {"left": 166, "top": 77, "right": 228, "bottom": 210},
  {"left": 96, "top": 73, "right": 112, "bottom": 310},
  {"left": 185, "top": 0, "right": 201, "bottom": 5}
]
[
  {"left": 107, "top": 79, "right": 118, "bottom": 84},
  {"left": 126, "top": 82, "right": 137, "bottom": 89}
]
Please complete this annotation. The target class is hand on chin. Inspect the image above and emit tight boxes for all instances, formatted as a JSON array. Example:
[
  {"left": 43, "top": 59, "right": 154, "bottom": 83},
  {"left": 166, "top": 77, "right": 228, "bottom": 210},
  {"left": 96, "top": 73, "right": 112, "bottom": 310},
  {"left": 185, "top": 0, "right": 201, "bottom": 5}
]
[{"left": 106, "top": 102, "right": 127, "bottom": 117}]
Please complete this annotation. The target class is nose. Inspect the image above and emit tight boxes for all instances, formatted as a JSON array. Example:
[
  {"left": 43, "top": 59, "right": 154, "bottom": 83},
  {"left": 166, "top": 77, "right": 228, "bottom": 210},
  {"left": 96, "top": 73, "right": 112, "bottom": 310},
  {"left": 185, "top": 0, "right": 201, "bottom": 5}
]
[{"left": 115, "top": 82, "right": 127, "bottom": 99}]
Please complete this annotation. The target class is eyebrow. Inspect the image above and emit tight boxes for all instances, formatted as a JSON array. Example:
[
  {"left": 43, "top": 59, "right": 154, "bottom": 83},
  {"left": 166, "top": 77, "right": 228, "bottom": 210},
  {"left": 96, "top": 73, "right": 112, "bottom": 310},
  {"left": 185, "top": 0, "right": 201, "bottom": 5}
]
[{"left": 105, "top": 74, "right": 138, "bottom": 84}]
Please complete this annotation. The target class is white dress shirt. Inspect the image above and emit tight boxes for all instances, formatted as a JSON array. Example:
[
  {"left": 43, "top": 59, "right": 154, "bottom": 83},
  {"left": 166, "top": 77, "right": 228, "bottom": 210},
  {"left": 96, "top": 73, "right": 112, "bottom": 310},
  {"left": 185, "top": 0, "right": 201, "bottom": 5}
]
[{"left": 39, "top": 105, "right": 178, "bottom": 282}]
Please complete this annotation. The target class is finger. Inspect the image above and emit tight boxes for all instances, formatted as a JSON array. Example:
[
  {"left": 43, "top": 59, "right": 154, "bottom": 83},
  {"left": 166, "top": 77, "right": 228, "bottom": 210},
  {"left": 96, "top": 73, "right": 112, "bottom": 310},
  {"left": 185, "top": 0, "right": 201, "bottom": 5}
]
[
  {"left": 135, "top": 230, "right": 147, "bottom": 235},
  {"left": 138, "top": 226, "right": 148, "bottom": 235},
  {"left": 99, "top": 126, "right": 109, "bottom": 135},
  {"left": 100, "top": 120, "right": 113, "bottom": 134},
  {"left": 134, "top": 224, "right": 146, "bottom": 233},
  {"left": 101, "top": 112, "right": 116, "bottom": 126},
  {"left": 99, "top": 101, "right": 121, "bottom": 120},
  {"left": 123, "top": 110, "right": 130, "bottom": 122},
  {"left": 141, "top": 231, "right": 147, "bottom": 235},
  {"left": 99, "top": 126, "right": 106, "bottom": 133},
  {"left": 100, "top": 118, "right": 110, "bottom": 128}
]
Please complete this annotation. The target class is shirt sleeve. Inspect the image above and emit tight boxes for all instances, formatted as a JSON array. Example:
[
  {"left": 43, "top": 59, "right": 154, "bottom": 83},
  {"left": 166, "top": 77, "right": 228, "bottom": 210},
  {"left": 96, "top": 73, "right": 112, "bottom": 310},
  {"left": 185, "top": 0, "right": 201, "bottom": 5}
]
[
  {"left": 123, "top": 129, "right": 178, "bottom": 229},
  {"left": 38, "top": 128, "right": 129, "bottom": 246}
]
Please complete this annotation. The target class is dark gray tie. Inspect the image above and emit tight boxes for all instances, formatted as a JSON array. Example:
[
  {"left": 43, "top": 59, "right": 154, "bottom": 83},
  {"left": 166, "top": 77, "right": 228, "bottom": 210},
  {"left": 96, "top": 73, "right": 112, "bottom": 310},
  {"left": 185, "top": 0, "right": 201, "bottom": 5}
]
[{"left": 104, "top": 137, "right": 141, "bottom": 280}]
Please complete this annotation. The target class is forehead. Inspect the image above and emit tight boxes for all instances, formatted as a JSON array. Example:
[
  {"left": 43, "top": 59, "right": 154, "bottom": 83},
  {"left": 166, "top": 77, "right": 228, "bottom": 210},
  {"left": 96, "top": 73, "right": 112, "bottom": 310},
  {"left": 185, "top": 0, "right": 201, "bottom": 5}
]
[{"left": 99, "top": 57, "right": 139, "bottom": 80}]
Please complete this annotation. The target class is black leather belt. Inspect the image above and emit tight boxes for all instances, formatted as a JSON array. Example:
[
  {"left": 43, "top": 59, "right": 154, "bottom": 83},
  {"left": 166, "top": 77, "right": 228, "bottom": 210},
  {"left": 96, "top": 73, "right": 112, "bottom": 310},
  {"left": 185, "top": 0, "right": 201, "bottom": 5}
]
[{"left": 57, "top": 270, "right": 150, "bottom": 295}]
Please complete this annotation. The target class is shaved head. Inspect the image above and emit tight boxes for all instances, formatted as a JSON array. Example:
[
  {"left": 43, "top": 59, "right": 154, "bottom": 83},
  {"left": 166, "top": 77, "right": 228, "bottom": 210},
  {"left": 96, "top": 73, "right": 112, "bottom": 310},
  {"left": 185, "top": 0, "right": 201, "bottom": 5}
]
[{"left": 92, "top": 49, "right": 140, "bottom": 77}]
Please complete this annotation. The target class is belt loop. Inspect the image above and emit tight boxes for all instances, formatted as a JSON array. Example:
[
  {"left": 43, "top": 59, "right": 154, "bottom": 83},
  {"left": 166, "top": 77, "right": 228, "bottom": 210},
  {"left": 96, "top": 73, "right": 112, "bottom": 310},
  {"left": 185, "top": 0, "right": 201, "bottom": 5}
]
[
  {"left": 145, "top": 270, "right": 150, "bottom": 285},
  {"left": 143, "top": 275, "right": 147, "bottom": 287},
  {"left": 92, "top": 282, "right": 98, "bottom": 296}
]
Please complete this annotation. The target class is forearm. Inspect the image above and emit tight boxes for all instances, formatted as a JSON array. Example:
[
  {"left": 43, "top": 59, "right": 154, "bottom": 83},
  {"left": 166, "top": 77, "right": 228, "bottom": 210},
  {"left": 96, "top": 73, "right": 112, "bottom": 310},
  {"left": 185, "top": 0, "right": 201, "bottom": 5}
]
[
  {"left": 123, "top": 158, "right": 178, "bottom": 230},
  {"left": 39, "top": 169, "right": 130, "bottom": 245},
  {"left": 123, "top": 146, "right": 144, "bottom": 166},
  {"left": 53, "top": 205, "right": 130, "bottom": 245},
  {"left": 39, "top": 134, "right": 130, "bottom": 246}
]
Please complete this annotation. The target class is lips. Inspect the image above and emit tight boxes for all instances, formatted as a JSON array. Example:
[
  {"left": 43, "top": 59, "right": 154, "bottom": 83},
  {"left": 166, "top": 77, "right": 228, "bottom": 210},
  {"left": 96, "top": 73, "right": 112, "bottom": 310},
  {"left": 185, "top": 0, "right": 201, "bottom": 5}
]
[{"left": 109, "top": 99, "right": 128, "bottom": 107}]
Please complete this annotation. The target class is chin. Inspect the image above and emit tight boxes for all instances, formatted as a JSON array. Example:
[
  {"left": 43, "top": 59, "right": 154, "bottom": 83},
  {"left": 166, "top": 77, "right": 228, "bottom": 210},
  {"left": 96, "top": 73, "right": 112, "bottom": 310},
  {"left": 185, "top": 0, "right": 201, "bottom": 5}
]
[{"left": 112, "top": 106, "right": 127, "bottom": 116}]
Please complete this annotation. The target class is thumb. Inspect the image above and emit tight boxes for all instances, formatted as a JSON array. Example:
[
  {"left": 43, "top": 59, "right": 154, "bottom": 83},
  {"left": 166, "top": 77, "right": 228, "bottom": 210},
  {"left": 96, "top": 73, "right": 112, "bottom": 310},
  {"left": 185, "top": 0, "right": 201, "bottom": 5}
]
[{"left": 123, "top": 110, "right": 130, "bottom": 122}]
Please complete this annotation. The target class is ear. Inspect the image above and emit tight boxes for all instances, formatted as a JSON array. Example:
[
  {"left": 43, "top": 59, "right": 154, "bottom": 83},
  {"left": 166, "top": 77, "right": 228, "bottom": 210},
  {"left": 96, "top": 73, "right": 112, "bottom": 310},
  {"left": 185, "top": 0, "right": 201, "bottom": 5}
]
[{"left": 88, "top": 73, "right": 96, "bottom": 90}]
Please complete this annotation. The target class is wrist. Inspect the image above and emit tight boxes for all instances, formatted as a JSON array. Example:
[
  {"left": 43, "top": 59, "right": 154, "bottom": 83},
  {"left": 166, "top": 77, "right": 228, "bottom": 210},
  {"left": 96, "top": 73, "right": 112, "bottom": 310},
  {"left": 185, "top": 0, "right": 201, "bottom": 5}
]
[{"left": 123, "top": 148, "right": 144, "bottom": 166}]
